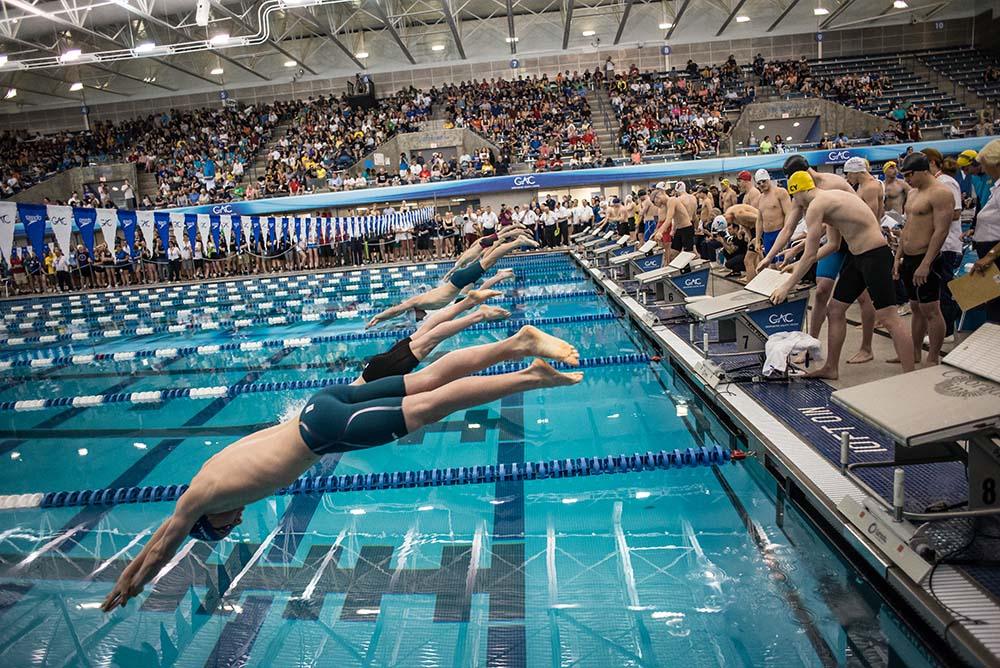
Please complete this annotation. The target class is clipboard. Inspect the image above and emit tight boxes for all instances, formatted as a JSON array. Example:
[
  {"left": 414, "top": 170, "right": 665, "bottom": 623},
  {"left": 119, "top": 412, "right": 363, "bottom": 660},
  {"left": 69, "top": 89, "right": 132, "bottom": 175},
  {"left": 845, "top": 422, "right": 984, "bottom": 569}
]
[{"left": 948, "top": 264, "right": 1000, "bottom": 311}]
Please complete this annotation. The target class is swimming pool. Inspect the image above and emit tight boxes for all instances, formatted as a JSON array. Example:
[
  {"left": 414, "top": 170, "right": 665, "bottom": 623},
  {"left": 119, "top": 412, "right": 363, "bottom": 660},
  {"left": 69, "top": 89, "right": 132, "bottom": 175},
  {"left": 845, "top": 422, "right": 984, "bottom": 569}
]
[{"left": 0, "top": 253, "right": 940, "bottom": 667}]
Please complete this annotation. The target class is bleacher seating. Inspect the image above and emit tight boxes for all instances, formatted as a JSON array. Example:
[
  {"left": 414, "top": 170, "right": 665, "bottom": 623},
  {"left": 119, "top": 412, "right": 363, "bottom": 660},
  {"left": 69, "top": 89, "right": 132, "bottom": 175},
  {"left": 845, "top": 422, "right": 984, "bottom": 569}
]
[{"left": 917, "top": 48, "right": 1000, "bottom": 105}]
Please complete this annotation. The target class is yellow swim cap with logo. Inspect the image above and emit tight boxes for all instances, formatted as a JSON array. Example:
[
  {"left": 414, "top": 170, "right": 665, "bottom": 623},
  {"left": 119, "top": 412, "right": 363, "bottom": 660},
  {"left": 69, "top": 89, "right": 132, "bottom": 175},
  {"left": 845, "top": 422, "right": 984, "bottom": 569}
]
[{"left": 786, "top": 171, "right": 816, "bottom": 194}]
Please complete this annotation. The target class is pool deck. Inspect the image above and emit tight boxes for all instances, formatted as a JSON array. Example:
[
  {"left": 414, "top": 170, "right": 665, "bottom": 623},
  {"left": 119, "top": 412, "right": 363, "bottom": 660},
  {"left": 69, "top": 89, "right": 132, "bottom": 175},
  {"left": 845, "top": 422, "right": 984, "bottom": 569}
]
[{"left": 572, "top": 249, "right": 1000, "bottom": 668}]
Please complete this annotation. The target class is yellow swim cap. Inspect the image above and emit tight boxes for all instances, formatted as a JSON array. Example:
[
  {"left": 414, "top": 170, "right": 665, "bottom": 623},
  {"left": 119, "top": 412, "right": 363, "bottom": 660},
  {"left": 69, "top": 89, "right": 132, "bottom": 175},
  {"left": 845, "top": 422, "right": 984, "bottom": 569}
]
[{"left": 787, "top": 171, "right": 815, "bottom": 194}]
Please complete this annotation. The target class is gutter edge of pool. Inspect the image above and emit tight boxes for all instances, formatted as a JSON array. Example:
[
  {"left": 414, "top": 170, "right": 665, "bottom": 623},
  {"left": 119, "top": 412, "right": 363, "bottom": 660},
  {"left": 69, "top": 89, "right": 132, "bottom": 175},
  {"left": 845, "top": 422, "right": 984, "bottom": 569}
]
[{"left": 571, "top": 250, "right": 1000, "bottom": 668}]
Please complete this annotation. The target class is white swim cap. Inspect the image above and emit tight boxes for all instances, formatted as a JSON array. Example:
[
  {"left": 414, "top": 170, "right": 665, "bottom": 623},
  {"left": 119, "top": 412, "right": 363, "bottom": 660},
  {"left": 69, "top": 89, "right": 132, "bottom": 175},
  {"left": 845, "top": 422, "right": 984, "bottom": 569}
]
[
  {"left": 654, "top": 181, "right": 667, "bottom": 190},
  {"left": 674, "top": 182, "right": 687, "bottom": 193},
  {"left": 754, "top": 168, "right": 770, "bottom": 183},
  {"left": 843, "top": 157, "right": 868, "bottom": 173}
]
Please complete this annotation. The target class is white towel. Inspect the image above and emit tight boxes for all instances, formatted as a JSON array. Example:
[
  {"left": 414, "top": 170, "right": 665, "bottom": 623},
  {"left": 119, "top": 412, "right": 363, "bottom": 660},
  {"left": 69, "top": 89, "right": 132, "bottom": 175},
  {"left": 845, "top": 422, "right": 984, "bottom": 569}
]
[{"left": 763, "top": 331, "right": 822, "bottom": 376}]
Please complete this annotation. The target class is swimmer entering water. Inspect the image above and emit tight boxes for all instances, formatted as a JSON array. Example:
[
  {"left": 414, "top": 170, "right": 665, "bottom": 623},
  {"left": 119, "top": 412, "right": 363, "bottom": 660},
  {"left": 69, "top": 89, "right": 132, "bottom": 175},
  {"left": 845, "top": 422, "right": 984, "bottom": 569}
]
[
  {"left": 100, "top": 326, "right": 581, "bottom": 613},
  {"left": 366, "top": 233, "right": 537, "bottom": 328}
]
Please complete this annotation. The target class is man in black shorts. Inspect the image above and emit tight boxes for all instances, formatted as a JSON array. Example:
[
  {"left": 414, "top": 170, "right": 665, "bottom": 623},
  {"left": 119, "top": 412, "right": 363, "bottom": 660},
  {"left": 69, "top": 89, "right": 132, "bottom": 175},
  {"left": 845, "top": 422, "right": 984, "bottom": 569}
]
[
  {"left": 770, "top": 171, "right": 914, "bottom": 380},
  {"left": 892, "top": 151, "right": 955, "bottom": 366},
  {"left": 357, "top": 289, "right": 509, "bottom": 384},
  {"left": 650, "top": 182, "right": 695, "bottom": 262}
]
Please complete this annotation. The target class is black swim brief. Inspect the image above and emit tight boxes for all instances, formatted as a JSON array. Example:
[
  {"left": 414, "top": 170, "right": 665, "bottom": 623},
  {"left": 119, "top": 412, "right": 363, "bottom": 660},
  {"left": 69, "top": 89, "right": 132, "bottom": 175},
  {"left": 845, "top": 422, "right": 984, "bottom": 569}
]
[
  {"left": 832, "top": 244, "right": 895, "bottom": 310},
  {"left": 298, "top": 376, "right": 410, "bottom": 455},
  {"left": 670, "top": 226, "right": 695, "bottom": 252},
  {"left": 361, "top": 336, "right": 420, "bottom": 383},
  {"left": 899, "top": 253, "right": 943, "bottom": 304},
  {"left": 448, "top": 260, "right": 485, "bottom": 289}
]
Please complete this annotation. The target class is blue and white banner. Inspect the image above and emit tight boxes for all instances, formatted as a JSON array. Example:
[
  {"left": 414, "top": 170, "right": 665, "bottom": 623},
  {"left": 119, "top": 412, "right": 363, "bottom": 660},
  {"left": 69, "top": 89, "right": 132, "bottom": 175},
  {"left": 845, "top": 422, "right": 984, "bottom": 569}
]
[
  {"left": 74, "top": 208, "right": 97, "bottom": 256},
  {"left": 95, "top": 208, "right": 118, "bottom": 248},
  {"left": 17, "top": 203, "right": 47, "bottom": 259},
  {"left": 196, "top": 214, "right": 211, "bottom": 250},
  {"left": 251, "top": 216, "right": 262, "bottom": 247},
  {"left": 184, "top": 214, "right": 197, "bottom": 251},
  {"left": 136, "top": 210, "right": 155, "bottom": 250},
  {"left": 154, "top": 212, "right": 170, "bottom": 252},
  {"left": 0, "top": 202, "right": 16, "bottom": 263},
  {"left": 46, "top": 205, "right": 73, "bottom": 254},
  {"left": 118, "top": 209, "right": 138, "bottom": 253},
  {"left": 209, "top": 215, "right": 221, "bottom": 251}
]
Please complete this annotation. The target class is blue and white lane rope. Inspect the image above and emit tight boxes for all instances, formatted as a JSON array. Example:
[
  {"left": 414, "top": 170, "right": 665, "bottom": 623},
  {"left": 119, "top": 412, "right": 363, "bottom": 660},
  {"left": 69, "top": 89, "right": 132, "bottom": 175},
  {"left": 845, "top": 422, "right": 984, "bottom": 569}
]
[
  {"left": 0, "top": 290, "right": 602, "bottom": 348},
  {"left": 0, "top": 312, "right": 618, "bottom": 370},
  {"left": 0, "top": 446, "right": 732, "bottom": 511},
  {"left": 0, "top": 354, "right": 649, "bottom": 411}
]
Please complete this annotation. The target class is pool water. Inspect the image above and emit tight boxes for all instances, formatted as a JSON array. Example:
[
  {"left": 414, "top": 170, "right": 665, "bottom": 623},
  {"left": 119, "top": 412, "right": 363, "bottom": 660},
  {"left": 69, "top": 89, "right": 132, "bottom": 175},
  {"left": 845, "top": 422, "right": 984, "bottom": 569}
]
[{"left": 0, "top": 253, "right": 938, "bottom": 667}]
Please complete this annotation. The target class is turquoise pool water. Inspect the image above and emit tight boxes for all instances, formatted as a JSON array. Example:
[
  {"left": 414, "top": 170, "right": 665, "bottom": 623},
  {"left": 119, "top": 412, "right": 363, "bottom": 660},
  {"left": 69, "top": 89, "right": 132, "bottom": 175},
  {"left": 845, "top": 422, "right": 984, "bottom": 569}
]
[{"left": 0, "top": 253, "right": 938, "bottom": 667}]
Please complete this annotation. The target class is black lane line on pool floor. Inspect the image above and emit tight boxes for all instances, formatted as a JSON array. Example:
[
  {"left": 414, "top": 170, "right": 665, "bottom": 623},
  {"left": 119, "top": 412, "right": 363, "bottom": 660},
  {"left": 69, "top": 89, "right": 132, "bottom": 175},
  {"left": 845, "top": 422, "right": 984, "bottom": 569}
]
[{"left": 711, "top": 464, "right": 838, "bottom": 668}]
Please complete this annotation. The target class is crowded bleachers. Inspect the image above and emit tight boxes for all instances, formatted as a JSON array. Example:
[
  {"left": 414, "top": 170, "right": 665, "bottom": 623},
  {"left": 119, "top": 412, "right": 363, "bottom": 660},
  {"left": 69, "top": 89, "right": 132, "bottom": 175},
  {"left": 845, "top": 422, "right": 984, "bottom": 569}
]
[
  {"left": 0, "top": 128, "right": 127, "bottom": 197},
  {"left": 442, "top": 73, "right": 602, "bottom": 171},
  {"left": 918, "top": 48, "right": 1000, "bottom": 106},
  {"left": 606, "top": 58, "right": 752, "bottom": 161},
  {"left": 260, "top": 88, "right": 433, "bottom": 196}
]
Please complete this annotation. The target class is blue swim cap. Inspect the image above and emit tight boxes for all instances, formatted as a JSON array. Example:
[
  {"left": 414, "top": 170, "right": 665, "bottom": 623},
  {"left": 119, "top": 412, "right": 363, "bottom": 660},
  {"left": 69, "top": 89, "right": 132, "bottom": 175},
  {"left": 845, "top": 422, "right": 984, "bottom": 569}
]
[{"left": 188, "top": 515, "right": 236, "bottom": 542}]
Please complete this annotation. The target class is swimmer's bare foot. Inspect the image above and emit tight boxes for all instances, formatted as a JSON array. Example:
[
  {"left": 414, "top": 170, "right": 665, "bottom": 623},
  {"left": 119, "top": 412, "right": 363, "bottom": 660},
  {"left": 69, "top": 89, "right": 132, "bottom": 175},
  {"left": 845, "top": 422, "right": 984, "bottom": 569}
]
[
  {"left": 518, "top": 236, "right": 540, "bottom": 249},
  {"left": 886, "top": 356, "right": 921, "bottom": 365},
  {"left": 466, "top": 289, "right": 502, "bottom": 304},
  {"left": 526, "top": 358, "right": 584, "bottom": 387},
  {"left": 515, "top": 325, "right": 580, "bottom": 366},
  {"left": 478, "top": 305, "right": 510, "bottom": 322},
  {"left": 802, "top": 365, "right": 839, "bottom": 380},
  {"left": 846, "top": 350, "right": 874, "bottom": 364},
  {"left": 494, "top": 268, "right": 515, "bottom": 282},
  {"left": 790, "top": 351, "right": 819, "bottom": 366}
]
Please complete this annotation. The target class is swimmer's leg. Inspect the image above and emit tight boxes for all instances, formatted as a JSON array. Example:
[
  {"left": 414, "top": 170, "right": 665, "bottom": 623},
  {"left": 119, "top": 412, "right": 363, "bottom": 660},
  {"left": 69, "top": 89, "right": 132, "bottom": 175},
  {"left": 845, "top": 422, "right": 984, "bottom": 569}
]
[
  {"left": 402, "top": 360, "right": 582, "bottom": 432},
  {"left": 403, "top": 325, "right": 579, "bottom": 395},
  {"left": 847, "top": 291, "right": 876, "bottom": 364},
  {"left": 444, "top": 244, "right": 485, "bottom": 280},
  {"left": 477, "top": 268, "right": 515, "bottom": 291},
  {"left": 480, "top": 237, "right": 538, "bottom": 270},
  {"left": 410, "top": 304, "right": 509, "bottom": 360},
  {"left": 366, "top": 284, "right": 458, "bottom": 328}
]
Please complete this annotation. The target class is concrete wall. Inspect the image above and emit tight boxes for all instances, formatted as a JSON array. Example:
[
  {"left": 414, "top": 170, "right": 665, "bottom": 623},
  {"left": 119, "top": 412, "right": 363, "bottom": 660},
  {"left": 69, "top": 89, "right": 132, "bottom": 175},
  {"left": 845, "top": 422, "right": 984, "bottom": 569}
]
[
  {"left": 0, "top": 17, "right": 979, "bottom": 133},
  {"left": 9, "top": 163, "right": 138, "bottom": 205},
  {"left": 730, "top": 98, "right": 886, "bottom": 147}
]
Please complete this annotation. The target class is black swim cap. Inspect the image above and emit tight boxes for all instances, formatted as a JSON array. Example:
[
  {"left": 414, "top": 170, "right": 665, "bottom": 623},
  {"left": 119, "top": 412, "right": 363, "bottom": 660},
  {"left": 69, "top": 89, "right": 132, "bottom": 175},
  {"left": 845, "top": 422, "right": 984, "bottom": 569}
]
[
  {"left": 783, "top": 154, "right": 810, "bottom": 178},
  {"left": 189, "top": 515, "right": 237, "bottom": 542},
  {"left": 900, "top": 152, "right": 930, "bottom": 174}
]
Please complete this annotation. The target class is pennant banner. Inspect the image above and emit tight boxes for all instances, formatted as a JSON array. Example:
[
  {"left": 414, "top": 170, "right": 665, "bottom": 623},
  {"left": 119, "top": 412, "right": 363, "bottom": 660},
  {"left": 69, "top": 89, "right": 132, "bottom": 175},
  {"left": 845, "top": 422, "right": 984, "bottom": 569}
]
[
  {"left": 95, "top": 208, "right": 118, "bottom": 249},
  {"left": 196, "top": 214, "right": 212, "bottom": 251},
  {"left": 0, "top": 201, "right": 16, "bottom": 264},
  {"left": 153, "top": 212, "right": 171, "bottom": 252},
  {"left": 209, "top": 215, "right": 221, "bottom": 252},
  {"left": 184, "top": 214, "right": 197, "bottom": 252},
  {"left": 118, "top": 210, "right": 137, "bottom": 254},
  {"left": 136, "top": 210, "right": 156, "bottom": 250},
  {"left": 17, "top": 203, "right": 48, "bottom": 259},
  {"left": 73, "top": 208, "right": 97, "bottom": 256},
  {"left": 46, "top": 205, "right": 73, "bottom": 255}
]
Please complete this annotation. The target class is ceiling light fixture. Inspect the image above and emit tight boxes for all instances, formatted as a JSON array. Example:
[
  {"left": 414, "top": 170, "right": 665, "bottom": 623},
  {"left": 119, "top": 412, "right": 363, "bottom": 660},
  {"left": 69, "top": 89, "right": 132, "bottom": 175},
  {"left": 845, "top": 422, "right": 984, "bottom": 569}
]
[
  {"left": 814, "top": 6, "right": 829, "bottom": 14},
  {"left": 658, "top": 22, "right": 672, "bottom": 29},
  {"left": 133, "top": 41, "right": 156, "bottom": 53},
  {"left": 209, "top": 33, "right": 231, "bottom": 46},
  {"left": 793, "top": 121, "right": 801, "bottom": 127},
  {"left": 60, "top": 49, "right": 82, "bottom": 62},
  {"left": 0, "top": 55, "right": 7, "bottom": 67},
  {"left": 355, "top": 51, "right": 369, "bottom": 59},
  {"left": 284, "top": 59, "right": 297, "bottom": 67},
  {"left": 4, "top": 88, "right": 15, "bottom": 99},
  {"left": 582, "top": 30, "right": 596, "bottom": 36},
  {"left": 505, "top": 36, "right": 519, "bottom": 43},
  {"left": 893, "top": 0, "right": 907, "bottom": 6},
  {"left": 70, "top": 82, "right": 84, "bottom": 91},
  {"left": 431, "top": 44, "right": 445, "bottom": 51},
  {"left": 735, "top": 15, "right": 750, "bottom": 22},
  {"left": 210, "top": 66, "right": 224, "bottom": 75}
]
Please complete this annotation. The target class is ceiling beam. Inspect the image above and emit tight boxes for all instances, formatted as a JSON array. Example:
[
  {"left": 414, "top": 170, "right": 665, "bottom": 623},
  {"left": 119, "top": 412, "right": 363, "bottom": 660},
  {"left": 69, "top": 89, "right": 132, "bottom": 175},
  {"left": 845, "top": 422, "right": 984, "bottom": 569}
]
[
  {"left": 364, "top": 2, "right": 416, "bottom": 65},
  {"left": 665, "top": 0, "right": 690, "bottom": 39},
  {"left": 209, "top": 0, "right": 319, "bottom": 75},
  {"left": 613, "top": 0, "right": 635, "bottom": 44},
  {"left": 766, "top": 0, "right": 802, "bottom": 31},
  {"left": 440, "top": 0, "right": 466, "bottom": 59},
  {"left": 291, "top": 8, "right": 367, "bottom": 70},
  {"left": 0, "top": 82, "right": 80, "bottom": 102},
  {"left": 820, "top": 0, "right": 859, "bottom": 29},
  {"left": 506, "top": 0, "right": 517, "bottom": 54},
  {"left": 562, "top": 0, "right": 574, "bottom": 49},
  {"left": 716, "top": 0, "right": 749, "bottom": 35}
]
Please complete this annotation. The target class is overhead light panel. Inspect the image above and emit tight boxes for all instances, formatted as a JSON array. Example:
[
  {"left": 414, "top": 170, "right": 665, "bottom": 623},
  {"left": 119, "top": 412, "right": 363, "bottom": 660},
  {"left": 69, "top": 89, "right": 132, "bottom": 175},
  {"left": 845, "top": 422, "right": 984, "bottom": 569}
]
[
  {"left": 69, "top": 82, "right": 84, "bottom": 91},
  {"left": 893, "top": 0, "right": 907, "bottom": 6},
  {"left": 133, "top": 41, "right": 156, "bottom": 53},
  {"left": 60, "top": 49, "right": 82, "bottom": 62},
  {"left": 4, "top": 88, "right": 15, "bottom": 99},
  {"left": 0, "top": 55, "right": 7, "bottom": 67},
  {"left": 209, "top": 33, "right": 231, "bottom": 46},
  {"left": 431, "top": 44, "right": 445, "bottom": 51},
  {"left": 582, "top": 30, "right": 596, "bottom": 36},
  {"left": 505, "top": 37, "right": 519, "bottom": 43},
  {"left": 284, "top": 59, "right": 297, "bottom": 67},
  {"left": 813, "top": 6, "right": 829, "bottom": 14},
  {"left": 355, "top": 51, "right": 369, "bottom": 58},
  {"left": 735, "top": 15, "right": 750, "bottom": 22},
  {"left": 210, "top": 66, "right": 224, "bottom": 75},
  {"left": 658, "top": 22, "right": 672, "bottom": 29}
]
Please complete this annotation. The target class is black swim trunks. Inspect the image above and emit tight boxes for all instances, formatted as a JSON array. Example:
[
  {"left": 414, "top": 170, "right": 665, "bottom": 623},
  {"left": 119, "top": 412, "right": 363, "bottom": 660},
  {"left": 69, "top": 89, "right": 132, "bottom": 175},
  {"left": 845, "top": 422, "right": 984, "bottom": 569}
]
[
  {"left": 670, "top": 226, "right": 695, "bottom": 252},
  {"left": 899, "top": 253, "right": 943, "bottom": 304},
  {"left": 298, "top": 376, "right": 410, "bottom": 455},
  {"left": 361, "top": 336, "right": 420, "bottom": 382},
  {"left": 616, "top": 220, "right": 633, "bottom": 235},
  {"left": 832, "top": 245, "right": 895, "bottom": 310}
]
